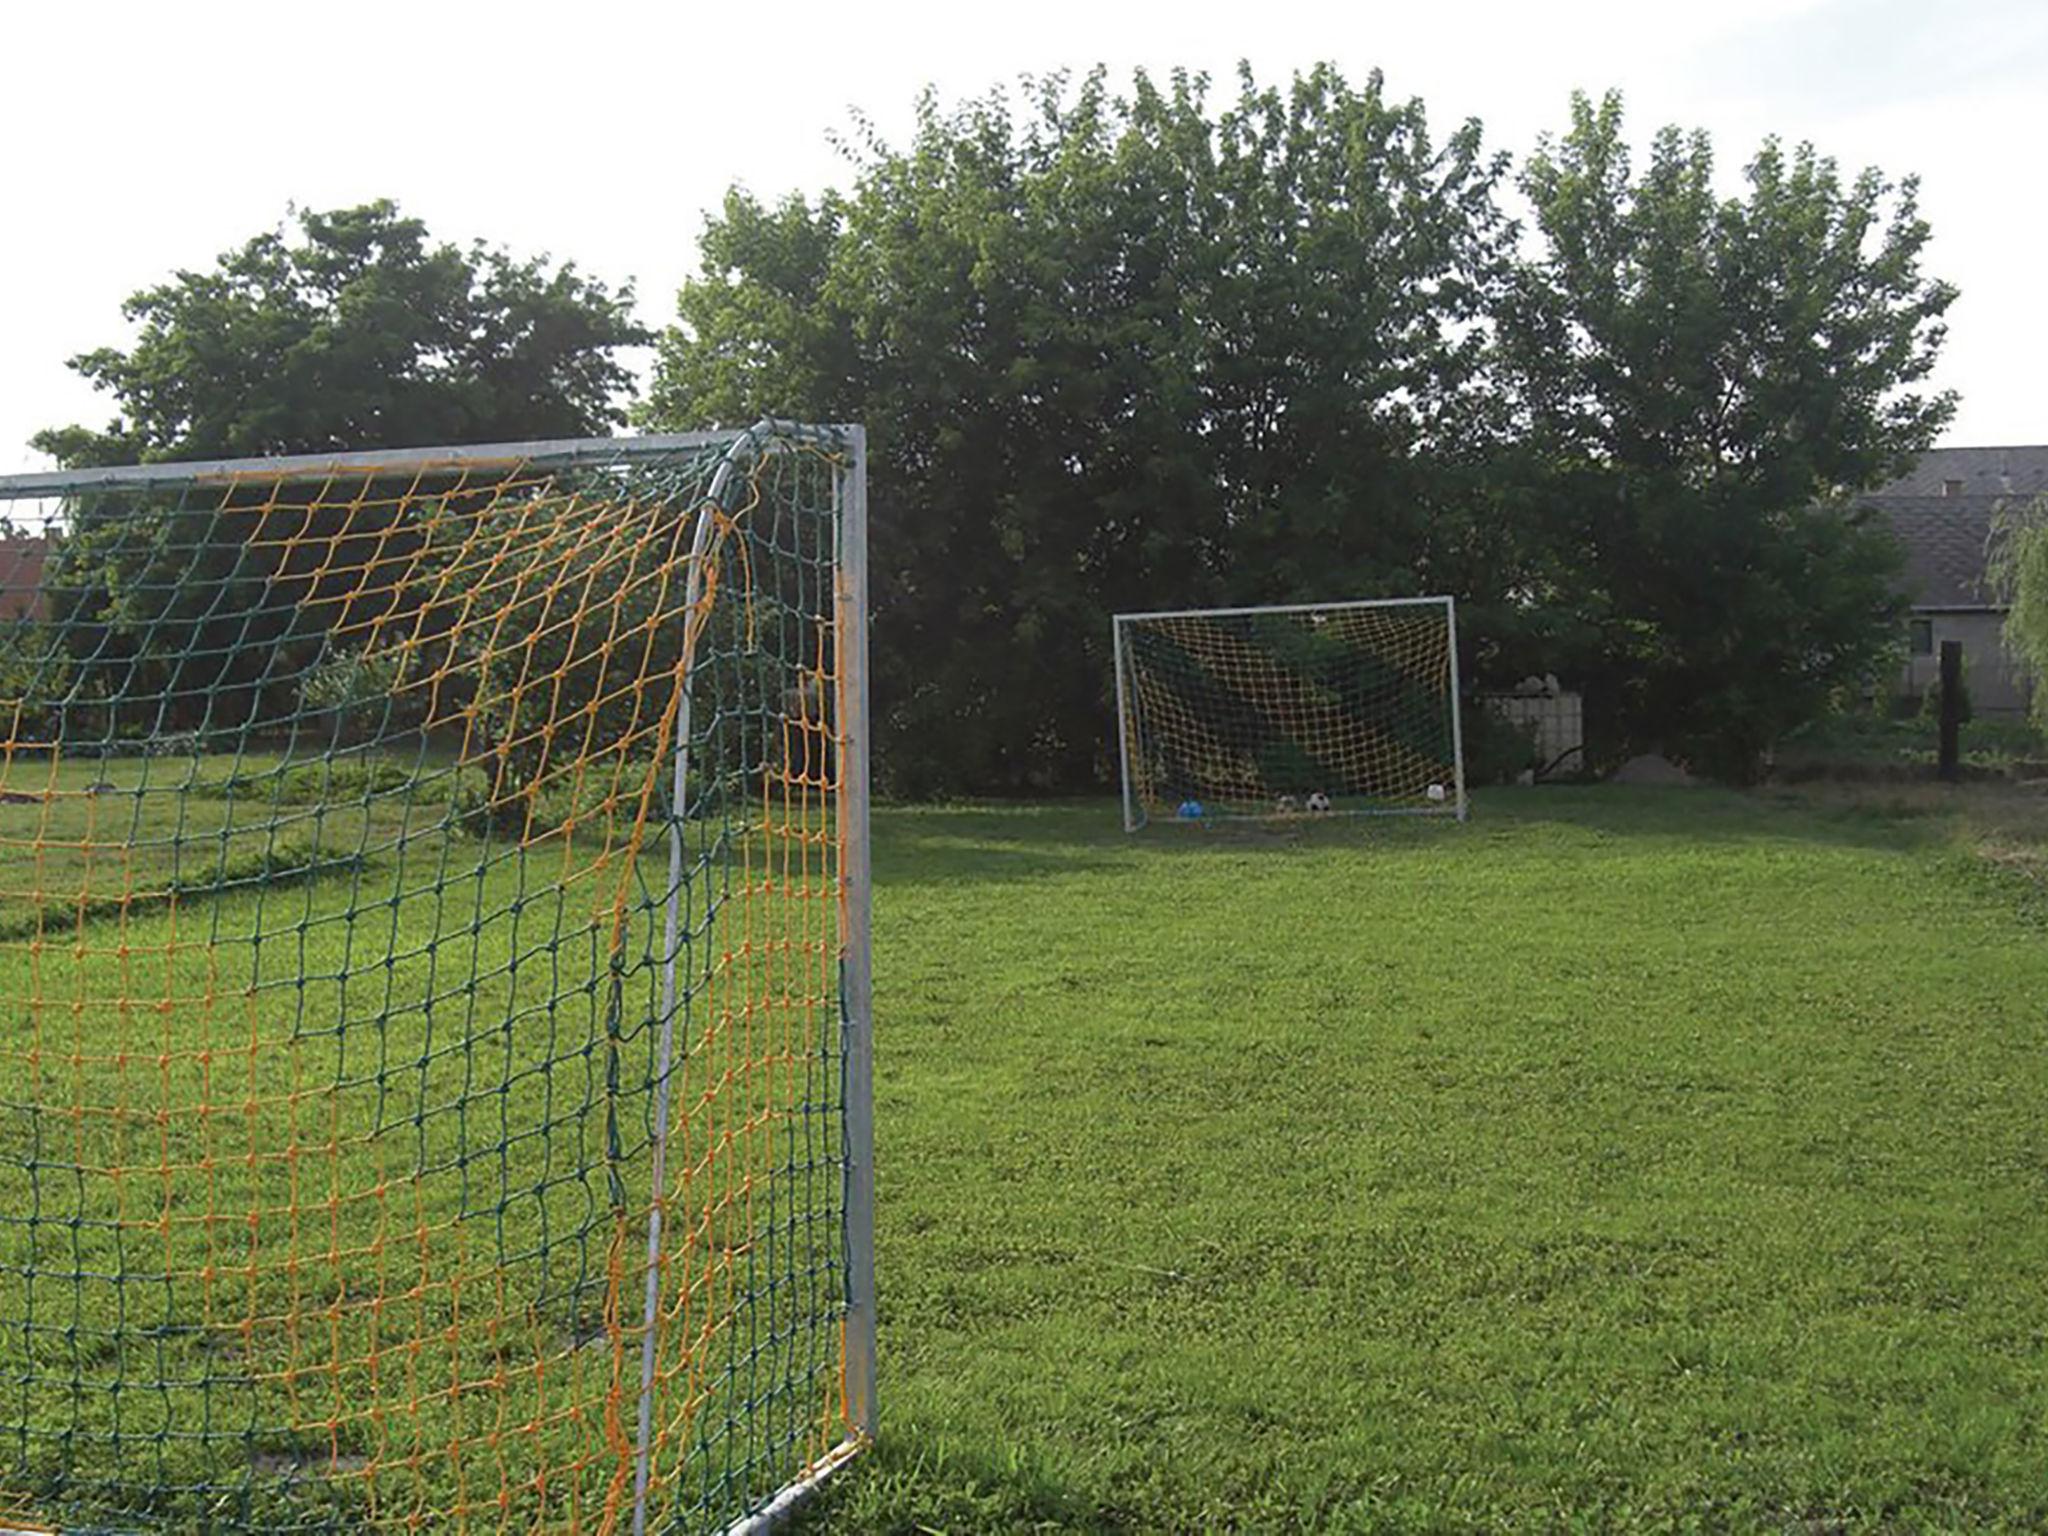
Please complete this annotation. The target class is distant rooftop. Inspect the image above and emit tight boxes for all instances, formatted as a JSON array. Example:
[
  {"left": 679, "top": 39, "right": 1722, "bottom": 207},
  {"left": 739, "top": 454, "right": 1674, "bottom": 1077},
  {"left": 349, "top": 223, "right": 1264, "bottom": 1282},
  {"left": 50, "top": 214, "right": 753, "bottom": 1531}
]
[
  {"left": 1867, "top": 445, "right": 2048, "bottom": 502},
  {"left": 1850, "top": 447, "right": 2048, "bottom": 611},
  {"left": 1863, "top": 495, "right": 2002, "bottom": 610}
]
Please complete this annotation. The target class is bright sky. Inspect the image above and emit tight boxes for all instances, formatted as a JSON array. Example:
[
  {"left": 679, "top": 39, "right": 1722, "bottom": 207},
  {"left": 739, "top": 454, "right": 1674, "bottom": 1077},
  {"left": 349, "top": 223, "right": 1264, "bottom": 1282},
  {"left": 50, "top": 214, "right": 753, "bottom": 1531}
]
[{"left": 4, "top": 0, "right": 2043, "bottom": 473}]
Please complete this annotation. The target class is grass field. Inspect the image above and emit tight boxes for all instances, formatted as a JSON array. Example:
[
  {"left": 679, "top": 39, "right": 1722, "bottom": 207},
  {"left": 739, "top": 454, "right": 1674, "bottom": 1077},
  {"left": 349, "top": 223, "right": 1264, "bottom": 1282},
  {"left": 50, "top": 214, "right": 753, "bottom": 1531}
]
[
  {"left": 7, "top": 773, "right": 2048, "bottom": 1531},
  {"left": 802, "top": 786, "right": 2048, "bottom": 1532},
  {"left": 0, "top": 752, "right": 850, "bottom": 1533}
]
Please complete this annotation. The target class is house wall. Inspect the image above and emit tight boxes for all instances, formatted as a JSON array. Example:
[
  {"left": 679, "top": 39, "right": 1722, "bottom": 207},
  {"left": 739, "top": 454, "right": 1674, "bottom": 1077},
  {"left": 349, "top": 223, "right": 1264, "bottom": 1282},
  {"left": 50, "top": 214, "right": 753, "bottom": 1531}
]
[
  {"left": 0, "top": 540, "right": 46, "bottom": 622},
  {"left": 1478, "top": 691, "right": 1585, "bottom": 778},
  {"left": 1899, "top": 610, "right": 2031, "bottom": 714}
]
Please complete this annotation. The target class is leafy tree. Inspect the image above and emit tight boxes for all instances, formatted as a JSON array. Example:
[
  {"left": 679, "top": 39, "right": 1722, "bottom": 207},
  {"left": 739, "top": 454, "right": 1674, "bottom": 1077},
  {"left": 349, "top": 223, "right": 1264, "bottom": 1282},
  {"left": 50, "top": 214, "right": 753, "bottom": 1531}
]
[
  {"left": 35, "top": 200, "right": 645, "bottom": 465},
  {"left": 651, "top": 72, "right": 1954, "bottom": 792},
  {"left": 644, "top": 66, "right": 1517, "bottom": 795},
  {"left": 1502, "top": 92, "right": 1956, "bottom": 777},
  {"left": 1990, "top": 496, "right": 2048, "bottom": 728},
  {"left": 32, "top": 201, "right": 648, "bottom": 736}
]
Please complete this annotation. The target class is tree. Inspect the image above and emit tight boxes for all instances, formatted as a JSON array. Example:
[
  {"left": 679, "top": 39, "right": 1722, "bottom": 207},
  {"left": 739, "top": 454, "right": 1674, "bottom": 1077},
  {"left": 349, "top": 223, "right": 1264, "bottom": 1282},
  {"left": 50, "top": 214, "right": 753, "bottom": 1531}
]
[
  {"left": 1990, "top": 496, "right": 2048, "bottom": 728},
  {"left": 35, "top": 200, "right": 646, "bottom": 465},
  {"left": 650, "top": 75, "right": 1954, "bottom": 791},
  {"left": 644, "top": 66, "right": 1517, "bottom": 795},
  {"left": 32, "top": 201, "right": 649, "bottom": 736},
  {"left": 1502, "top": 92, "right": 1956, "bottom": 777}
]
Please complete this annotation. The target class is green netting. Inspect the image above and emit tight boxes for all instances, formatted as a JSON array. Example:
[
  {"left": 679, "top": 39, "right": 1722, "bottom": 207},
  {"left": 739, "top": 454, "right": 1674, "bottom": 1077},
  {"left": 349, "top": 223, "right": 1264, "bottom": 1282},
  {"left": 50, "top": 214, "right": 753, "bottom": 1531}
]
[
  {"left": 1116, "top": 600, "right": 1464, "bottom": 826},
  {"left": 0, "top": 426, "right": 868, "bottom": 1533}
]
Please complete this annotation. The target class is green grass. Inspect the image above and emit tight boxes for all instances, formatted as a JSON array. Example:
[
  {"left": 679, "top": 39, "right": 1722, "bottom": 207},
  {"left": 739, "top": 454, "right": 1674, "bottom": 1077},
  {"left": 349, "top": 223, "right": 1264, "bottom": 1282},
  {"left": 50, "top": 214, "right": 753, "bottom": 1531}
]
[
  {"left": 9, "top": 775, "right": 2048, "bottom": 1531},
  {"left": 0, "top": 753, "right": 420, "bottom": 940},
  {"left": 0, "top": 754, "right": 845, "bottom": 1534},
  {"left": 803, "top": 788, "right": 2048, "bottom": 1532}
]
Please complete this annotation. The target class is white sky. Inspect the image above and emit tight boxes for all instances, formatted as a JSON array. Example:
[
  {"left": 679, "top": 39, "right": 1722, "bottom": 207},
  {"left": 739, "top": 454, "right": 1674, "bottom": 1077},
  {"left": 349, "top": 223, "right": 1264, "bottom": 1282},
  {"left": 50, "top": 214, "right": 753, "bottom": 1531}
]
[{"left": 3, "top": 0, "right": 2043, "bottom": 473}]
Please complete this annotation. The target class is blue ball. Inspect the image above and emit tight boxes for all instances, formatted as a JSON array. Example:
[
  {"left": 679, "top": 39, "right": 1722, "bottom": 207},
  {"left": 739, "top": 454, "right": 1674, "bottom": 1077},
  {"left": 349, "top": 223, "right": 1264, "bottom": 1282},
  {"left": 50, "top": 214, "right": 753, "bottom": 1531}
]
[{"left": 1176, "top": 798, "right": 1205, "bottom": 820}]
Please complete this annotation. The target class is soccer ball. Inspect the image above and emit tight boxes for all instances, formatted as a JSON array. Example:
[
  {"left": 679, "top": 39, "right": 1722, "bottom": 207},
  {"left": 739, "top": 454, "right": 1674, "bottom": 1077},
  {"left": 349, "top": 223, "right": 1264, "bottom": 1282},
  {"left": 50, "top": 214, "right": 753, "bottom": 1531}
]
[
  {"left": 1305, "top": 791, "right": 1332, "bottom": 814},
  {"left": 1274, "top": 794, "right": 1299, "bottom": 815},
  {"left": 1176, "top": 798, "right": 1205, "bottom": 820},
  {"left": 1426, "top": 783, "right": 1447, "bottom": 803}
]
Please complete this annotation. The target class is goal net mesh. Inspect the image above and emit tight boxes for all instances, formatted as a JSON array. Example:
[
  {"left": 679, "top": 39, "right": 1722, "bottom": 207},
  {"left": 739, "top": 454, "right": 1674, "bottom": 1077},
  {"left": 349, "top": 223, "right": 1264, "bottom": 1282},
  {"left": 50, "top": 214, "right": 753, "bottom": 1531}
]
[
  {"left": 0, "top": 428, "right": 865, "bottom": 1533},
  {"left": 1116, "top": 601, "right": 1462, "bottom": 825}
]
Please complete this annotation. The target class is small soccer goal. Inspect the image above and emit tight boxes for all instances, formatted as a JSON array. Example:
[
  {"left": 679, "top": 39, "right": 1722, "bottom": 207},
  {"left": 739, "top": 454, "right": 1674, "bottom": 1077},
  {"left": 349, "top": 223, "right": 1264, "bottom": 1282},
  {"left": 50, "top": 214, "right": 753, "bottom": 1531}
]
[
  {"left": 1113, "top": 597, "right": 1467, "bottom": 830},
  {"left": 0, "top": 422, "right": 873, "bottom": 1535}
]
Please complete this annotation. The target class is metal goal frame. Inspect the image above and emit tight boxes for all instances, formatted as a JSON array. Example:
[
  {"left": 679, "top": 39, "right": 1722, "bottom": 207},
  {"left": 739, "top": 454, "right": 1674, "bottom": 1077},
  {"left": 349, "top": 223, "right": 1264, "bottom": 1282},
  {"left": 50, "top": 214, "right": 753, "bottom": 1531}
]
[
  {"left": 0, "top": 422, "right": 875, "bottom": 1536},
  {"left": 1113, "top": 594, "right": 1468, "bottom": 831}
]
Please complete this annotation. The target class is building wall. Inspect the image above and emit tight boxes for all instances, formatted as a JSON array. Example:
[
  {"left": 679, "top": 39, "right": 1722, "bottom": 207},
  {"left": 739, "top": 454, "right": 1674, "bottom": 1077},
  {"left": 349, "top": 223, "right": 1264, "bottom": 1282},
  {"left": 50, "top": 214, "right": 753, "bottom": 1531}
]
[
  {"left": 1899, "top": 609, "right": 2031, "bottom": 714},
  {"left": 0, "top": 540, "right": 46, "bottom": 622},
  {"left": 1477, "top": 689, "right": 1586, "bottom": 779}
]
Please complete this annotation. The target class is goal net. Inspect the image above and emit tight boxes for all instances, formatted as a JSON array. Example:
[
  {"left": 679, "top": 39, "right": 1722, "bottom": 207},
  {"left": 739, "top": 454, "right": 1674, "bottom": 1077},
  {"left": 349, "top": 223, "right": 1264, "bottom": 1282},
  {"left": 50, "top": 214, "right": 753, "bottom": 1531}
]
[
  {"left": 1113, "top": 597, "right": 1466, "bottom": 829},
  {"left": 0, "top": 423, "right": 873, "bottom": 1534}
]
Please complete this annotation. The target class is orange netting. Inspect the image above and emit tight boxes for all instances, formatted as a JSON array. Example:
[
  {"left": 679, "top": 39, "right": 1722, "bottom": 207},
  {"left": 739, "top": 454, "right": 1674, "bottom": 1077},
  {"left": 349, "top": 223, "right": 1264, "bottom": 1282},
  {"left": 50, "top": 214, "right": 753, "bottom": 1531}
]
[{"left": 0, "top": 429, "right": 864, "bottom": 1533}]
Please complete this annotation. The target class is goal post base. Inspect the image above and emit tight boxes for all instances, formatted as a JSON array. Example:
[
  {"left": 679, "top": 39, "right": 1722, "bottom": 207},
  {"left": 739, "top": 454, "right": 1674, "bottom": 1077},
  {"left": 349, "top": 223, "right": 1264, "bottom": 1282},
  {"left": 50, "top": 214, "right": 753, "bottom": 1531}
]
[{"left": 721, "top": 1434, "right": 872, "bottom": 1536}]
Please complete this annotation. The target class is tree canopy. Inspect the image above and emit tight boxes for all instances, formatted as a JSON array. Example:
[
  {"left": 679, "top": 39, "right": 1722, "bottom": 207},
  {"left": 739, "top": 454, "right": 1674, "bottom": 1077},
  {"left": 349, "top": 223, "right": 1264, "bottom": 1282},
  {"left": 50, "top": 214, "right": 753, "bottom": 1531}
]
[
  {"left": 30, "top": 202, "right": 649, "bottom": 741},
  {"left": 26, "top": 81, "right": 1958, "bottom": 787},
  {"left": 644, "top": 68, "right": 1956, "bottom": 791},
  {"left": 35, "top": 200, "right": 646, "bottom": 466},
  {"left": 1502, "top": 92, "right": 1955, "bottom": 775},
  {"left": 646, "top": 67, "right": 1530, "bottom": 793}
]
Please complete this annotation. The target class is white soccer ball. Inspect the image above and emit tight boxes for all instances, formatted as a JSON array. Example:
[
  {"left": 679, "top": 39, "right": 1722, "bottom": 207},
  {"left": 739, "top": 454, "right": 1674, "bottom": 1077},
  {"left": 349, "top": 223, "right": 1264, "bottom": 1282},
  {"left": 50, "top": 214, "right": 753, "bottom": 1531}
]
[
  {"left": 1426, "top": 783, "right": 1447, "bottom": 802},
  {"left": 1305, "top": 791, "right": 1331, "bottom": 813},
  {"left": 1275, "top": 794, "right": 1299, "bottom": 814}
]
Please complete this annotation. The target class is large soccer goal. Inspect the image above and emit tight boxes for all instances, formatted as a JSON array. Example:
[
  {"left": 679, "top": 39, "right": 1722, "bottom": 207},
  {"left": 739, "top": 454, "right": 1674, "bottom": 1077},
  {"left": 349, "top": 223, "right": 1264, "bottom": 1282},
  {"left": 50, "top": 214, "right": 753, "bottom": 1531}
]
[
  {"left": 0, "top": 422, "right": 873, "bottom": 1534},
  {"left": 1113, "top": 597, "right": 1467, "bottom": 830}
]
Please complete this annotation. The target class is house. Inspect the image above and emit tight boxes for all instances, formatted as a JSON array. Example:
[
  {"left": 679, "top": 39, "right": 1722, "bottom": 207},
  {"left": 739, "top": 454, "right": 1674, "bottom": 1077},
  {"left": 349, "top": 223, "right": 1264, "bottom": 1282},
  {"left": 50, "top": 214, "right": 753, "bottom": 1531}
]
[
  {"left": 0, "top": 539, "right": 46, "bottom": 623},
  {"left": 1857, "top": 446, "right": 2048, "bottom": 716}
]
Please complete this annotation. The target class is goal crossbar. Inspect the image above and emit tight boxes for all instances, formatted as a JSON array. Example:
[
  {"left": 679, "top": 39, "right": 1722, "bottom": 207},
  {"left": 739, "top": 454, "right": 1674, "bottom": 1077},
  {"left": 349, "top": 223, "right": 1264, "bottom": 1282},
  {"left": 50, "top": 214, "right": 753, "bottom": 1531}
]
[
  {"left": 1115, "top": 595, "right": 1458, "bottom": 623},
  {"left": 0, "top": 421, "right": 858, "bottom": 500}
]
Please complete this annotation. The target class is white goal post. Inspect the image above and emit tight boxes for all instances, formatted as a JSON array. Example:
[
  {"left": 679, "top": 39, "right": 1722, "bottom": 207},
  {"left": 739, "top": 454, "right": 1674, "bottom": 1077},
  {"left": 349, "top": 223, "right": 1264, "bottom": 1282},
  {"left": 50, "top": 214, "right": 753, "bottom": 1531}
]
[{"left": 1113, "top": 596, "right": 1468, "bottom": 830}]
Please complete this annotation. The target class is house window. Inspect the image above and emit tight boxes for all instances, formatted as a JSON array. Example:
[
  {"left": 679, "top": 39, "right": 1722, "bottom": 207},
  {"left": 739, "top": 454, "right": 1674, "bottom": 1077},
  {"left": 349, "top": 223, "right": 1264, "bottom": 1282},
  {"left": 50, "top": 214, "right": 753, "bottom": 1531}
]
[{"left": 1909, "top": 618, "right": 1934, "bottom": 656}]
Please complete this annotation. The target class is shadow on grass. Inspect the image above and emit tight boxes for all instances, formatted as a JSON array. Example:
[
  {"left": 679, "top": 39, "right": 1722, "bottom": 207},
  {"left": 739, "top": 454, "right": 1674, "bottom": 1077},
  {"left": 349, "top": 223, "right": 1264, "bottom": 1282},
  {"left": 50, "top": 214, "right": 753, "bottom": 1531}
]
[
  {"left": 873, "top": 803, "right": 1135, "bottom": 887},
  {"left": 1487, "top": 781, "right": 2048, "bottom": 875},
  {"left": 1482, "top": 782, "right": 1959, "bottom": 849},
  {"left": 872, "top": 799, "right": 1471, "bottom": 885},
  {"left": 873, "top": 783, "right": 2034, "bottom": 885}
]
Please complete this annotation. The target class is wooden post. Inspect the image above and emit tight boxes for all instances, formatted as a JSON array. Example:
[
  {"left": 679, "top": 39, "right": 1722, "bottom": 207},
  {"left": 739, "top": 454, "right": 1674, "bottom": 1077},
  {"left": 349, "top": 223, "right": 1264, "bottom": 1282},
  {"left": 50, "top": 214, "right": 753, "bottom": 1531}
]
[{"left": 1938, "top": 639, "right": 1963, "bottom": 783}]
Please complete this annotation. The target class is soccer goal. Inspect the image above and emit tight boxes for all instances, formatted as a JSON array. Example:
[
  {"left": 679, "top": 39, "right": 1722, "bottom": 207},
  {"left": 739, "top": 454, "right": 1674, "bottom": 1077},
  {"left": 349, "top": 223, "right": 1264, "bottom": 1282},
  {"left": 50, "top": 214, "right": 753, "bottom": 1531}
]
[
  {"left": 1113, "top": 597, "right": 1467, "bottom": 830},
  {"left": 0, "top": 422, "right": 873, "bottom": 1535}
]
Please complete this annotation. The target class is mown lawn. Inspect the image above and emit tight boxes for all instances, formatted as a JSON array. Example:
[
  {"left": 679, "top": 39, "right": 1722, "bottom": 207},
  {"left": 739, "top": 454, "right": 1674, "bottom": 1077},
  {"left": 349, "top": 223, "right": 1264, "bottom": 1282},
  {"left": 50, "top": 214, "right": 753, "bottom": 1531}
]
[
  {"left": 808, "top": 787, "right": 2048, "bottom": 1532},
  {"left": 0, "top": 752, "right": 848, "bottom": 1534},
  {"left": 7, "top": 779, "right": 2048, "bottom": 1532}
]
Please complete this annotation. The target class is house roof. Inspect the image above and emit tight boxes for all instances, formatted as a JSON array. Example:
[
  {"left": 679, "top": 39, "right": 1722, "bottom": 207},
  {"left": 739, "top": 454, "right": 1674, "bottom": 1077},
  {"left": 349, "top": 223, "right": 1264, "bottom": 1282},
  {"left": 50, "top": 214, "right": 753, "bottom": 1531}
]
[
  {"left": 1850, "top": 447, "right": 2048, "bottom": 612},
  {"left": 1869, "top": 445, "right": 2048, "bottom": 501},
  {"left": 1861, "top": 494, "right": 2003, "bottom": 611}
]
